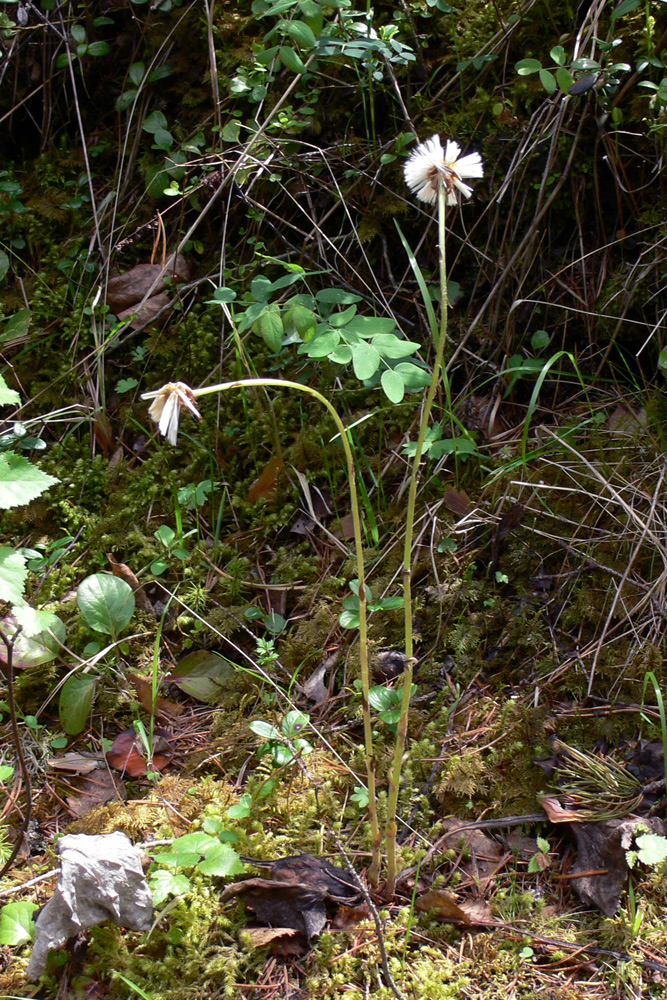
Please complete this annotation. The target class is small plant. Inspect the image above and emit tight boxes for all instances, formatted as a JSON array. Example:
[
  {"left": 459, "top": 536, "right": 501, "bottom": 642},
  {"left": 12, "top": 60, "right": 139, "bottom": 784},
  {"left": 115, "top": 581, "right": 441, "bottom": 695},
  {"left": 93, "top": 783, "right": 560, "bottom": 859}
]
[
  {"left": 149, "top": 823, "right": 245, "bottom": 905},
  {"left": 250, "top": 709, "right": 313, "bottom": 766}
]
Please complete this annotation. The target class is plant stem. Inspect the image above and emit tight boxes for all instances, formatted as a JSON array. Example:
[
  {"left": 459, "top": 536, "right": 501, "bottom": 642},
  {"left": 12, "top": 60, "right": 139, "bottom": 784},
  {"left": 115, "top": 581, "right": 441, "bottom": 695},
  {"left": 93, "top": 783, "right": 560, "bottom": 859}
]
[
  {"left": 385, "top": 184, "right": 448, "bottom": 896},
  {"left": 190, "top": 377, "right": 382, "bottom": 883}
]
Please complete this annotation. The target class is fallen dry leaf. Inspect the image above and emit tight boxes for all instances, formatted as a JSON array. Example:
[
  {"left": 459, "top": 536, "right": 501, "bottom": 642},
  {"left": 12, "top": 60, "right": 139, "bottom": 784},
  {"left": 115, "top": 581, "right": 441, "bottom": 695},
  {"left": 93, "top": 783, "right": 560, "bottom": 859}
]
[
  {"left": 106, "top": 555, "right": 154, "bottom": 614},
  {"left": 66, "top": 768, "right": 126, "bottom": 818},
  {"left": 106, "top": 727, "right": 174, "bottom": 778},
  {"left": 240, "top": 926, "right": 306, "bottom": 956},
  {"left": 127, "top": 673, "right": 185, "bottom": 718},
  {"left": 247, "top": 455, "right": 284, "bottom": 503},
  {"left": 416, "top": 889, "right": 495, "bottom": 926}
]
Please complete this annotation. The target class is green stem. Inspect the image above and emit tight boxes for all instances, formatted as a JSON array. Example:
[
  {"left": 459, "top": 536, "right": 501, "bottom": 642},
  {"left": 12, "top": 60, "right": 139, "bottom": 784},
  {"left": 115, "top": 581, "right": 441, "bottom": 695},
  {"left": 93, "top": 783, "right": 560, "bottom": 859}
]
[
  {"left": 190, "top": 377, "right": 383, "bottom": 883},
  {"left": 385, "top": 184, "right": 448, "bottom": 896}
]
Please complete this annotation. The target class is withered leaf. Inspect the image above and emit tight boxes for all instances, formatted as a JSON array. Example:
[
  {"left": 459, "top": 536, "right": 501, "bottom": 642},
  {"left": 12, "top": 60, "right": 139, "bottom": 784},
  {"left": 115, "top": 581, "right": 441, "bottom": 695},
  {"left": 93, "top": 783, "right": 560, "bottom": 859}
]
[
  {"left": 106, "top": 554, "right": 154, "bottom": 614},
  {"left": 240, "top": 926, "right": 306, "bottom": 955},
  {"left": 66, "top": 768, "right": 126, "bottom": 818},
  {"left": 106, "top": 727, "right": 174, "bottom": 778},
  {"left": 442, "top": 489, "right": 473, "bottom": 516},
  {"left": 416, "top": 890, "right": 495, "bottom": 926},
  {"left": 223, "top": 877, "right": 328, "bottom": 939},
  {"left": 127, "top": 673, "right": 185, "bottom": 718}
]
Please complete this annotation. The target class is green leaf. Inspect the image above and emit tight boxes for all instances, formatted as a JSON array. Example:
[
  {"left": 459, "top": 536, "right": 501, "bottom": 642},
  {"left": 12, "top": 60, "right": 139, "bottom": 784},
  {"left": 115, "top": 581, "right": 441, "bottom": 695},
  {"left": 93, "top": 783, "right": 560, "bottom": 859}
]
[
  {"left": 0, "top": 452, "right": 59, "bottom": 509},
  {"left": 550, "top": 45, "right": 566, "bottom": 66},
  {"left": 611, "top": 0, "right": 641, "bottom": 18},
  {"left": 0, "top": 901, "right": 38, "bottom": 946},
  {"left": 142, "top": 110, "right": 169, "bottom": 134},
  {"left": 377, "top": 596, "right": 404, "bottom": 610},
  {"left": 539, "top": 69, "right": 557, "bottom": 93},
  {"left": 282, "top": 710, "right": 309, "bottom": 737},
  {"left": 1, "top": 308, "right": 31, "bottom": 344},
  {"left": 394, "top": 363, "right": 431, "bottom": 390},
  {"left": 198, "top": 843, "right": 245, "bottom": 877},
  {"left": 0, "top": 547, "right": 27, "bottom": 603},
  {"left": 222, "top": 120, "right": 241, "bottom": 142},
  {"left": 207, "top": 286, "right": 237, "bottom": 304},
  {"left": 129, "top": 61, "right": 145, "bottom": 86},
  {"left": 300, "top": 329, "right": 340, "bottom": 358},
  {"left": 636, "top": 833, "right": 667, "bottom": 867},
  {"left": 0, "top": 609, "right": 65, "bottom": 669},
  {"left": 381, "top": 368, "right": 405, "bottom": 403},
  {"left": 571, "top": 57, "right": 601, "bottom": 71},
  {"left": 152, "top": 128, "right": 174, "bottom": 150},
  {"left": 87, "top": 41, "right": 110, "bottom": 57},
  {"left": 328, "top": 345, "right": 353, "bottom": 364},
  {"left": 371, "top": 333, "right": 420, "bottom": 359},
  {"left": 253, "top": 304, "right": 284, "bottom": 353},
  {"left": 345, "top": 316, "right": 397, "bottom": 338},
  {"left": 0, "top": 373, "right": 20, "bottom": 406},
  {"left": 328, "top": 304, "right": 357, "bottom": 328},
  {"left": 76, "top": 573, "right": 135, "bottom": 635},
  {"left": 71, "top": 23, "right": 87, "bottom": 43},
  {"left": 0, "top": 765, "right": 13, "bottom": 781},
  {"left": 283, "top": 19, "right": 317, "bottom": 48},
  {"left": 250, "top": 720, "right": 281, "bottom": 740},
  {"left": 369, "top": 686, "right": 396, "bottom": 711},
  {"left": 315, "top": 288, "right": 362, "bottom": 305},
  {"left": 556, "top": 67, "right": 575, "bottom": 92},
  {"left": 150, "top": 869, "right": 192, "bottom": 905},
  {"left": 516, "top": 58, "right": 542, "bottom": 75},
  {"left": 279, "top": 45, "right": 307, "bottom": 74},
  {"left": 116, "top": 378, "right": 139, "bottom": 393},
  {"left": 531, "top": 329, "right": 550, "bottom": 351},
  {"left": 169, "top": 650, "right": 235, "bottom": 703},
  {"left": 0, "top": 250, "right": 9, "bottom": 282},
  {"left": 171, "top": 832, "right": 218, "bottom": 854},
  {"left": 59, "top": 674, "right": 97, "bottom": 735},
  {"left": 339, "top": 609, "right": 360, "bottom": 629},
  {"left": 12, "top": 605, "right": 64, "bottom": 640},
  {"left": 351, "top": 342, "right": 381, "bottom": 380}
]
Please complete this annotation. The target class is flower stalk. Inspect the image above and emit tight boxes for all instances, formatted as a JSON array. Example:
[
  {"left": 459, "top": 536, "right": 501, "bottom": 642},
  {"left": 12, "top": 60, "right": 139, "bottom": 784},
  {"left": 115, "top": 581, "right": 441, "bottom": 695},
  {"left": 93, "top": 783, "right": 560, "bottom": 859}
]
[
  {"left": 141, "top": 376, "right": 383, "bottom": 883},
  {"left": 385, "top": 134, "right": 482, "bottom": 895}
]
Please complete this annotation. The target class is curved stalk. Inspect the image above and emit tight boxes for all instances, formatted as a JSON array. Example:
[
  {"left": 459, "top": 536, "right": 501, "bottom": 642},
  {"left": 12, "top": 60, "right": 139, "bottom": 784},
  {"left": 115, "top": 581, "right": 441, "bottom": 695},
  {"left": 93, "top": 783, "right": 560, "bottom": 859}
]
[
  {"left": 188, "top": 377, "right": 382, "bottom": 882},
  {"left": 385, "top": 184, "right": 448, "bottom": 896}
]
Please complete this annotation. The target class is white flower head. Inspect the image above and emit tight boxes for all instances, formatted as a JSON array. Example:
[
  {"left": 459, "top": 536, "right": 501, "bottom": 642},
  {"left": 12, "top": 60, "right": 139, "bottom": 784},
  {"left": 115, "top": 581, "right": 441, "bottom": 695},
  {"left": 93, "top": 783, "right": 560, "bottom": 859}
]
[
  {"left": 404, "top": 134, "right": 483, "bottom": 207},
  {"left": 147, "top": 381, "right": 201, "bottom": 446}
]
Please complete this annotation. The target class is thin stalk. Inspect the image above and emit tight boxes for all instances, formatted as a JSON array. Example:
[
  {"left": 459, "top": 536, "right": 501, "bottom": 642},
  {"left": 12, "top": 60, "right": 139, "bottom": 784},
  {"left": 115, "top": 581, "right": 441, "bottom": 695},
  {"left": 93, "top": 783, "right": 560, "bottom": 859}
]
[
  {"left": 385, "top": 184, "right": 448, "bottom": 896},
  {"left": 187, "top": 377, "right": 382, "bottom": 882}
]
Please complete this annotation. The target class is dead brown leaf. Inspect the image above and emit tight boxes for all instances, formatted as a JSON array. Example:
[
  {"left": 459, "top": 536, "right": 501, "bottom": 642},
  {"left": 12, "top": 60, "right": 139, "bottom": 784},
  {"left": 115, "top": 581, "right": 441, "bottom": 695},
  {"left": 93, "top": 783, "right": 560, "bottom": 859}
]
[
  {"left": 66, "top": 768, "right": 126, "bottom": 818},
  {"left": 106, "top": 554, "right": 154, "bottom": 613},
  {"left": 416, "top": 889, "right": 495, "bottom": 926},
  {"left": 127, "top": 673, "right": 185, "bottom": 718},
  {"left": 240, "top": 926, "right": 306, "bottom": 955}
]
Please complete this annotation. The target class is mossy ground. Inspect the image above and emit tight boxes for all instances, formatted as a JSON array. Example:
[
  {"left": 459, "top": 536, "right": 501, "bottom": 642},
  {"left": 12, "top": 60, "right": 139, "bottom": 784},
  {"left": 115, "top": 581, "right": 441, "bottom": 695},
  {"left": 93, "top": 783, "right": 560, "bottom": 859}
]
[{"left": 2, "top": 0, "right": 667, "bottom": 996}]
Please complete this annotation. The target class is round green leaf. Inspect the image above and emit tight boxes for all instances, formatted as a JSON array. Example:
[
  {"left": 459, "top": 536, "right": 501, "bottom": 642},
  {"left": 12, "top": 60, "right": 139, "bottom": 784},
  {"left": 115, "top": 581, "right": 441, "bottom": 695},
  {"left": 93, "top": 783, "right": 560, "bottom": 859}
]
[
  {"left": 351, "top": 342, "right": 381, "bottom": 380},
  {"left": 59, "top": 674, "right": 97, "bottom": 735},
  {"left": 556, "top": 67, "right": 575, "bottom": 92},
  {"left": 198, "top": 843, "right": 245, "bottom": 877},
  {"left": 381, "top": 369, "right": 405, "bottom": 403},
  {"left": 549, "top": 45, "right": 566, "bottom": 66},
  {"left": 77, "top": 573, "right": 135, "bottom": 635},
  {"left": 0, "top": 901, "right": 38, "bottom": 946},
  {"left": 516, "top": 58, "right": 542, "bottom": 75}
]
